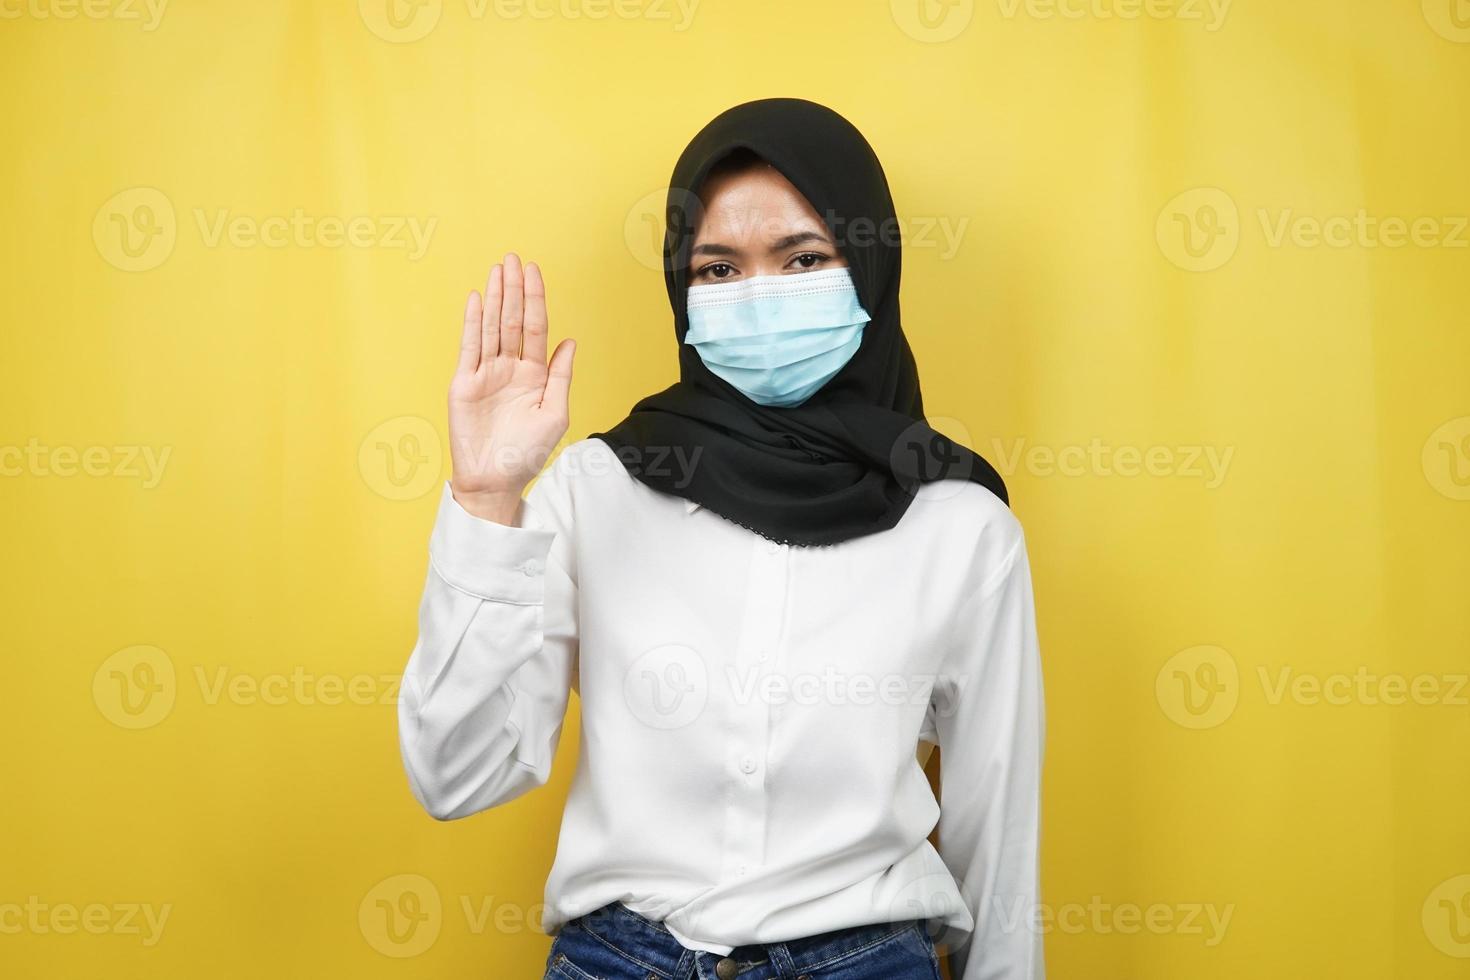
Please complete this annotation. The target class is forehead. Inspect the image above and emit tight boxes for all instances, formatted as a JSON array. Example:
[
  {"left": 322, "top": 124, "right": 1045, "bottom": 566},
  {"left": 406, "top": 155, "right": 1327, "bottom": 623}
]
[{"left": 693, "top": 165, "right": 829, "bottom": 243}]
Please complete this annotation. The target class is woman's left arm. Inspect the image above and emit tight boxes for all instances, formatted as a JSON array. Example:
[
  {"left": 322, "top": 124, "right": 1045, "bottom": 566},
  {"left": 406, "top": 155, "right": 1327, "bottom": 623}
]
[{"left": 933, "top": 526, "right": 1047, "bottom": 980}]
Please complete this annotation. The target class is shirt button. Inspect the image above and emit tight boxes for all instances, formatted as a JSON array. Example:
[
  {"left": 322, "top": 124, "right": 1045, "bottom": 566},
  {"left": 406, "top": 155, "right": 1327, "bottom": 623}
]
[
  {"left": 716, "top": 956, "right": 739, "bottom": 979},
  {"left": 739, "top": 756, "right": 756, "bottom": 774},
  {"left": 520, "top": 559, "right": 542, "bottom": 576}
]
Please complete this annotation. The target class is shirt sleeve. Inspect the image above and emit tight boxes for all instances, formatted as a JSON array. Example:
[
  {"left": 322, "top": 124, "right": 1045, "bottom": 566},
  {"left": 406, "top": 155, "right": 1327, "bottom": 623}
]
[
  {"left": 396, "top": 459, "right": 579, "bottom": 821},
  {"left": 933, "top": 530, "right": 1046, "bottom": 980}
]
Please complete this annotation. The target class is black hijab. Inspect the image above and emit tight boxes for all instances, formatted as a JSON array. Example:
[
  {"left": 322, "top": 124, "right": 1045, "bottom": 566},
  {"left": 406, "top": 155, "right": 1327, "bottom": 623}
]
[{"left": 590, "top": 97, "right": 1008, "bottom": 546}]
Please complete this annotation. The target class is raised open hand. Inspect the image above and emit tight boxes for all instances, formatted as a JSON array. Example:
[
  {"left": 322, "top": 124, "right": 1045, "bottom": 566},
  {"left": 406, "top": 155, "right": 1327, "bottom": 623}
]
[{"left": 447, "top": 252, "right": 576, "bottom": 523}]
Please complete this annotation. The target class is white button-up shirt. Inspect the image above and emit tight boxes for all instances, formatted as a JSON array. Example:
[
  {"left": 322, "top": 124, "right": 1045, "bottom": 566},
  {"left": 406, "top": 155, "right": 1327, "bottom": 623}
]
[{"left": 397, "top": 438, "right": 1046, "bottom": 979}]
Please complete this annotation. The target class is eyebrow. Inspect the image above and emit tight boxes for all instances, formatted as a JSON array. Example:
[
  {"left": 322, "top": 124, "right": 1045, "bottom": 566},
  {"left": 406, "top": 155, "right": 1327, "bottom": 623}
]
[
  {"left": 690, "top": 229, "right": 834, "bottom": 258},
  {"left": 771, "top": 230, "right": 832, "bottom": 250}
]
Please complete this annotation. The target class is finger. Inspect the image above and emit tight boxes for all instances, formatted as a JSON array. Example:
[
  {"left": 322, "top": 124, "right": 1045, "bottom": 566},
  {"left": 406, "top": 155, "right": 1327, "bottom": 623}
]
[
  {"left": 481, "top": 264, "right": 503, "bottom": 362},
  {"left": 500, "top": 252, "right": 524, "bottom": 358},
  {"left": 522, "top": 261, "right": 549, "bottom": 365},
  {"left": 458, "top": 290, "right": 482, "bottom": 374},
  {"left": 541, "top": 338, "right": 576, "bottom": 412}
]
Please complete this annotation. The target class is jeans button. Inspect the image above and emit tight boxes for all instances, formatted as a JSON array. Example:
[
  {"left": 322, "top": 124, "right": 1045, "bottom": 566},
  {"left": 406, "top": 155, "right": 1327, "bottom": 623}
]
[{"left": 715, "top": 956, "right": 739, "bottom": 980}]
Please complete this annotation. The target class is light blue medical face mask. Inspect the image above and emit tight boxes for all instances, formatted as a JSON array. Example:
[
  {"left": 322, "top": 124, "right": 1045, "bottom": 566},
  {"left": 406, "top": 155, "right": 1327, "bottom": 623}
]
[{"left": 684, "top": 267, "right": 871, "bottom": 408}]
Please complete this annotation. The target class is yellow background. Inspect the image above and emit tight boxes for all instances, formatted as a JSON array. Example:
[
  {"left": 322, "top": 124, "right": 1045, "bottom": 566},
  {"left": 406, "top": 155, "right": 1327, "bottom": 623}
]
[{"left": 3, "top": 0, "right": 1468, "bottom": 976}]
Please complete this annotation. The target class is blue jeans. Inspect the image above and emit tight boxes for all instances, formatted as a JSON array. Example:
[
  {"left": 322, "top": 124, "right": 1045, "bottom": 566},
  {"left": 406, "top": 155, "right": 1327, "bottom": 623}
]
[{"left": 543, "top": 900, "right": 943, "bottom": 979}]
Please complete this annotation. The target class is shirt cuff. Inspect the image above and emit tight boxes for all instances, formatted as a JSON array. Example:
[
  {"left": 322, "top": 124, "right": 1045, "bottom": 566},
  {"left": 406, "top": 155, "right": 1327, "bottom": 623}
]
[{"left": 428, "top": 482, "right": 556, "bottom": 604}]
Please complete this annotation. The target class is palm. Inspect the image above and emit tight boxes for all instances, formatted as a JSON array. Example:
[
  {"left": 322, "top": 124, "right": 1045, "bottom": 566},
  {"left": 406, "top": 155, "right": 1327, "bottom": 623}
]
[{"left": 448, "top": 253, "right": 575, "bottom": 497}]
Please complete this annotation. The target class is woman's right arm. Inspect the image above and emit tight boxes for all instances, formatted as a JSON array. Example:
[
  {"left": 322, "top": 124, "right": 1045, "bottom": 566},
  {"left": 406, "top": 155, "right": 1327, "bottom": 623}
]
[{"left": 397, "top": 253, "right": 578, "bottom": 821}]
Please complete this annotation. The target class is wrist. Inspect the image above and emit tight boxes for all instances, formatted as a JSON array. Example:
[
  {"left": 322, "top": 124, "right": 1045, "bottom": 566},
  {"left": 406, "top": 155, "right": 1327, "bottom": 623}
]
[{"left": 449, "top": 483, "right": 525, "bottom": 525}]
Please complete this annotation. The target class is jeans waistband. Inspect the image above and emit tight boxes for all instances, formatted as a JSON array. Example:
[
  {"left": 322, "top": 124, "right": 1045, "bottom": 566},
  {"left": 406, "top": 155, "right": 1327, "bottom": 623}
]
[{"left": 567, "top": 900, "right": 933, "bottom": 978}]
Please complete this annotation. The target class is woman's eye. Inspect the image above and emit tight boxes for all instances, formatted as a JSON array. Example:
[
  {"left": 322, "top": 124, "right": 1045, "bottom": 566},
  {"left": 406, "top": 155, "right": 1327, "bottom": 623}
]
[
  {"left": 697, "top": 263, "right": 737, "bottom": 280},
  {"left": 791, "top": 252, "right": 827, "bottom": 270}
]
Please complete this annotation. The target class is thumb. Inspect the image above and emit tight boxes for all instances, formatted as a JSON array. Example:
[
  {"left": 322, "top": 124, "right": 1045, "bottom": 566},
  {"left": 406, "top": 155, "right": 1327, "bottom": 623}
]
[{"left": 541, "top": 338, "right": 575, "bottom": 412}]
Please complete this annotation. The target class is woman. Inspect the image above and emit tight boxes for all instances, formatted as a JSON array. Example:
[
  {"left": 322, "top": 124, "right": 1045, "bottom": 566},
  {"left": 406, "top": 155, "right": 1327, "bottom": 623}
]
[{"left": 398, "top": 98, "right": 1045, "bottom": 980}]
